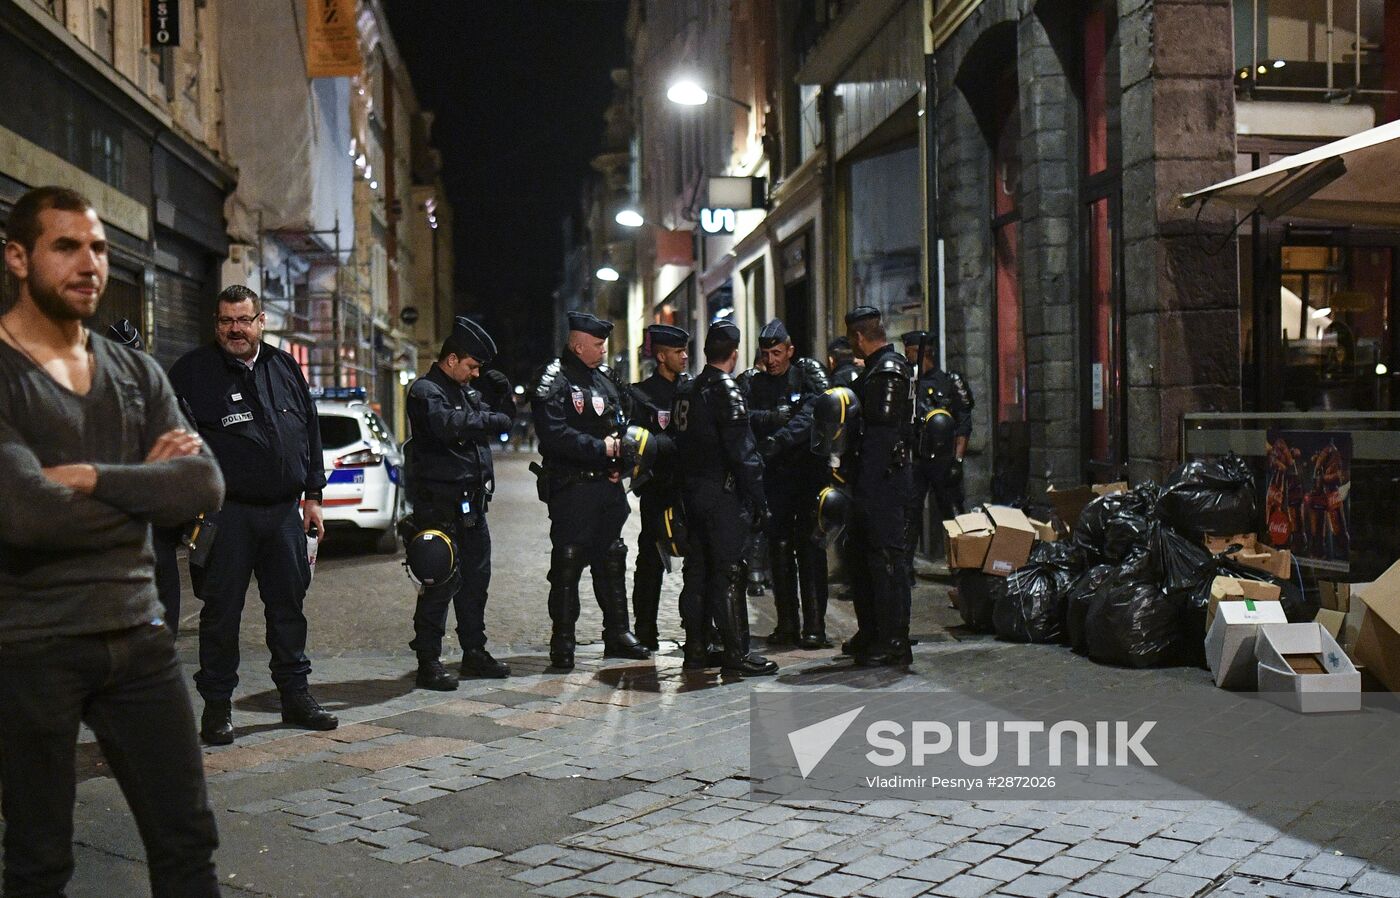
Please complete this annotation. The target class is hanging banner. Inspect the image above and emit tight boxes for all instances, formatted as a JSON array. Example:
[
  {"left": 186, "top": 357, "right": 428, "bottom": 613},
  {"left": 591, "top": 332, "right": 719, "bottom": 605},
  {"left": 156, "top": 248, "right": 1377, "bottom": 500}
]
[
  {"left": 306, "top": 0, "right": 361, "bottom": 78},
  {"left": 149, "top": 0, "right": 179, "bottom": 47}
]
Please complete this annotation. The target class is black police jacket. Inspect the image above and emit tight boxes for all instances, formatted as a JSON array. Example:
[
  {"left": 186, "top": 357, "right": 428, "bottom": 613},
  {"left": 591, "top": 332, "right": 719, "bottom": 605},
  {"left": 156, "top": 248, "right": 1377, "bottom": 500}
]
[
  {"left": 530, "top": 349, "right": 626, "bottom": 473},
  {"left": 406, "top": 365, "right": 510, "bottom": 491},
  {"left": 831, "top": 360, "right": 860, "bottom": 388},
  {"left": 851, "top": 343, "right": 914, "bottom": 493},
  {"left": 629, "top": 370, "right": 685, "bottom": 433},
  {"left": 916, "top": 368, "right": 974, "bottom": 440},
  {"left": 168, "top": 342, "right": 325, "bottom": 505},
  {"left": 672, "top": 366, "right": 765, "bottom": 511},
  {"left": 744, "top": 358, "right": 829, "bottom": 437}
]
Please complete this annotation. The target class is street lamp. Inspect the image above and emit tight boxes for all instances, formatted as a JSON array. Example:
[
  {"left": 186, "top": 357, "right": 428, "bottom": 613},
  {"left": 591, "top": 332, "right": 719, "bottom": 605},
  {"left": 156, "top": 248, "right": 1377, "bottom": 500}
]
[
  {"left": 615, "top": 208, "right": 644, "bottom": 228},
  {"left": 596, "top": 265, "right": 621, "bottom": 282},
  {"left": 666, "top": 78, "right": 752, "bottom": 112}
]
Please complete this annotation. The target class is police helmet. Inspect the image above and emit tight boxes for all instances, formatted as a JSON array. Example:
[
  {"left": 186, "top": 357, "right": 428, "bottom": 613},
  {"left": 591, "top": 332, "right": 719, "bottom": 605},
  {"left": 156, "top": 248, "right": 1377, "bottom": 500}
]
[
  {"left": 622, "top": 425, "right": 660, "bottom": 493},
  {"left": 812, "top": 485, "right": 854, "bottom": 548},
  {"left": 656, "top": 503, "right": 691, "bottom": 559},
  {"left": 918, "top": 407, "right": 957, "bottom": 462},
  {"left": 810, "top": 386, "right": 861, "bottom": 462},
  {"left": 404, "top": 529, "right": 457, "bottom": 587}
]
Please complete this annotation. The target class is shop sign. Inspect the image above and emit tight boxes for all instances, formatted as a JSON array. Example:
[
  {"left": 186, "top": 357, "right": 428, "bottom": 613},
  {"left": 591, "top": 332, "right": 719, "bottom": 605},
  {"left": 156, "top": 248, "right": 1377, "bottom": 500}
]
[
  {"left": 306, "top": 0, "right": 362, "bottom": 78},
  {"left": 149, "top": 0, "right": 179, "bottom": 47},
  {"left": 700, "top": 208, "right": 736, "bottom": 235}
]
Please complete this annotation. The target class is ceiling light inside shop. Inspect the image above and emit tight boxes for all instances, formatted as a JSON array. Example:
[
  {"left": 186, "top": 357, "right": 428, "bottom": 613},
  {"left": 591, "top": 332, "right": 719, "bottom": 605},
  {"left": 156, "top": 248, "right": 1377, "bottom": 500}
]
[
  {"left": 667, "top": 80, "right": 709, "bottom": 106},
  {"left": 596, "top": 265, "right": 621, "bottom": 282},
  {"left": 1273, "top": 59, "right": 1287, "bottom": 68},
  {"left": 1377, "top": 363, "right": 1389, "bottom": 375},
  {"left": 615, "top": 209, "right": 645, "bottom": 228},
  {"left": 1257, "top": 65, "right": 1268, "bottom": 75}
]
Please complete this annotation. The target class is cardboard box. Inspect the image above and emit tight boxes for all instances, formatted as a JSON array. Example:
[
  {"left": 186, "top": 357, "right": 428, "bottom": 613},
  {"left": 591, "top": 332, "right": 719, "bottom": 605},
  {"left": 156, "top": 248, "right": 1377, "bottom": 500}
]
[
  {"left": 1045, "top": 481, "right": 1127, "bottom": 530},
  {"left": 1204, "top": 599, "right": 1287, "bottom": 689},
  {"left": 943, "top": 511, "right": 994, "bottom": 571},
  {"left": 1206, "top": 576, "right": 1282, "bottom": 631},
  {"left": 1232, "top": 545, "right": 1294, "bottom": 581},
  {"left": 1319, "top": 580, "right": 1352, "bottom": 613},
  {"left": 981, "top": 506, "right": 1037, "bottom": 577},
  {"left": 1315, "top": 609, "right": 1346, "bottom": 641},
  {"left": 1255, "top": 622, "right": 1361, "bottom": 713},
  {"left": 1028, "top": 518, "right": 1058, "bottom": 542},
  {"left": 1350, "top": 559, "right": 1400, "bottom": 693},
  {"left": 1203, "top": 532, "right": 1259, "bottom": 555}
]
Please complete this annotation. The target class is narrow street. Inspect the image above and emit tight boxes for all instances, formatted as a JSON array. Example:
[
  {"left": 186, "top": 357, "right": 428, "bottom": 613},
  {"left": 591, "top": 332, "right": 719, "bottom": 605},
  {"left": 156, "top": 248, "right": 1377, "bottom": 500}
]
[{"left": 24, "top": 456, "right": 1398, "bottom": 898}]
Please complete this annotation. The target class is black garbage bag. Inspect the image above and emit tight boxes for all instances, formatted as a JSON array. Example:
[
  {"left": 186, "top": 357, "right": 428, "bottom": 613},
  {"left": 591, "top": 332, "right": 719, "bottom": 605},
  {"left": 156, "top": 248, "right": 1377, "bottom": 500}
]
[
  {"left": 1158, "top": 453, "right": 1258, "bottom": 540},
  {"left": 1073, "top": 483, "right": 1160, "bottom": 564},
  {"left": 955, "top": 569, "right": 999, "bottom": 633},
  {"left": 1084, "top": 547, "right": 1188, "bottom": 668},
  {"left": 1066, "top": 564, "right": 1116, "bottom": 655},
  {"left": 1157, "top": 524, "right": 1216, "bottom": 600},
  {"left": 992, "top": 540, "right": 1084, "bottom": 644}
]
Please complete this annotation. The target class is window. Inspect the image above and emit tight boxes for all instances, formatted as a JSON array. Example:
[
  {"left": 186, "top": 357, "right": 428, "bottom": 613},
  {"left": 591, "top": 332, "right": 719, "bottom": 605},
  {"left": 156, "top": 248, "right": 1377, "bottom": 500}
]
[
  {"left": 991, "top": 72, "right": 1025, "bottom": 426},
  {"left": 847, "top": 141, "right": 923, "bottom": 340},
  {"left": 318, "top": 416, "right": 363, "bottom": 450}
]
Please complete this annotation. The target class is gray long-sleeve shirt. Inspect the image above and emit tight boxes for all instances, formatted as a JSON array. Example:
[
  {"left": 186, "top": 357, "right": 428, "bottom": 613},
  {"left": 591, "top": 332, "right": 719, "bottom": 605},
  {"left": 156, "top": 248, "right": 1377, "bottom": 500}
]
[{"left": 0, "top": 334, "right": 225, "bottom": 642}]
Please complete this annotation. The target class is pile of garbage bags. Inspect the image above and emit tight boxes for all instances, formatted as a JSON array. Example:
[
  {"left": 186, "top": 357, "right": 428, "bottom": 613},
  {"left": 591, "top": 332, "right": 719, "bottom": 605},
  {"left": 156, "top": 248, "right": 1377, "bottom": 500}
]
[{"left": 956, "top": 453, "right": 1316, "bottom": 668}]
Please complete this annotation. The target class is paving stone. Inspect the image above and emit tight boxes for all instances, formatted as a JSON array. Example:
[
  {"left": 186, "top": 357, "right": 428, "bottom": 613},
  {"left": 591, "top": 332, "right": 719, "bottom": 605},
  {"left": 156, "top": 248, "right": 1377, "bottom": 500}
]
[
  {"left": 930, "top": 873, "right": 1000, "bottom": 897},
  {"left": 1036, "top": 824, "right": 1100, "bottom": 845},
  {"left": 581, "top": 861, "right": 653, "bottom": 884},
  {"left": 1001, "top": 873, "right": 1072, "bottom": 898},
  {"left": 1159, "top": 822, "right": 1221, "bottom": 844},
  {"left": 589, "top": 882, "right": 657, "bottom": 898},
  {"left": 940, "top": 842, "right": 1002, "bottom": 864},
  {"left": 1133, "top": 838, "right": 1194, "bottom": 862},
  {"left": 356, "top": 826, "right": 430, "bottom": 849},
  {"left": 859, "top": 877, "right": 929, "bottom": 898},
  {"left": 287, "top": 812, "right": 358, "bottom": 832},
  {"left": 902, "top": 857, "right": 972, "bottom": 884},
  {"left": 804, "top": 872, "right": 876, "bottom": 897},
  {"left": 672, "top": 872, "right": 744, "bottom": 897},
  {"left": 283, "top": 798, "right": 352, "bottom": 817},
  {"left": 1066, "top": 840, "right": 1123, "bottom": 862},
  {"left": 1074, "top": 872, "right": 1145, "bottom": 898},
  {"left": 637, "top": 866, "right": 693, "bottom": 886},
  {"left": 999, "top": 840, "right": 1063, "bottom": 864},
  {"left": 883, "top": 839, "right": 942, "bottom": 861},
  {"left": 434, "top": 774, "right": 488, "bottom": 792},
  {"left": 384, "top": 786, "right": 452, "bottom": 806},
  {"left": 284, "top": 788, "right": 340, "bottom": 803},
  {"left": 1354, "top": 871, "right": 1400, "bottom": 898},
  {"left": 1034, "top": 855, "right": 1099, "bottom": 879},
  {"left": 1258, "top": 837, "right": 1318, "bottom": 859},
  {"left": 1233, "top": 852, "right": 1304, "bottom": 880},
  {"left": 729, "top": 884, "right": 787, "bottom": 898},
  {"left": 369, "top": 842, "right": 440, "bottom": 864},
  {"left": 531, "top": 879, "right": 596, "bottom": 898},
  {"left": 1100, "top": 854, "right": 1168, "bottom": 878},
  {"left": 748, "top": 846, "right": 810, "bottom": 868},
  {"left": 1198, "top": 838, "right": 1258, "bottom": 860},
  {"left": 231, "top": 798, "right": 291, "bottom": 815},
  {"left": 968, "top": 857, "right": 1034, "bottom": 883},
  {"left": 322, "top": 723, "right": 400, "bottom": 743},
  {"left": 300, "top": 824, "right": 362, "bottom": 844},
  {"left": 783, "top": 860, "right": 840, "bottom": 884},
  {"left": 333, "top": 736, "right": 472, "bottom": 771},
  {"left": 842, "top": 854, "right": 910, "bottom": 880},
  {"left": 1164, "top": 851, "right": 1233, "bottom": 880},
  {"left": 1300, "top": 853, "right": 1366, "bottom": 878},
  {"left": 1288, "top": 870, "right": 1348, "bottom": 889},
  {"left": 509, "top": 862, "right": 575, "bottom": 884},
  {"left": 974, "top": 826, "right": 1036, "bottom": 847},
  {"left": 555, "top": 849, "right": 614, "bottom": 871},
  {"left": 341, "top": 799, "right": 400, "bottom": 819},
  {"left": 504, "top": 843, "right": 570, "bottom": 866},
  {"left": 351, "top": 811, "right": 418, "bottom": 832},
  {"left": 1136, "top": 872, "right": 1211, "bottom": 898}
]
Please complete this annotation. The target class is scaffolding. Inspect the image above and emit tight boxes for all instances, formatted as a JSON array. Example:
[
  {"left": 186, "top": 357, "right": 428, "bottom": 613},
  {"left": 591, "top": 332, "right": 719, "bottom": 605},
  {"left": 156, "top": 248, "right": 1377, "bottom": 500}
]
[{"left": 257, "top": 218, "right": 376, "bottom": 392}]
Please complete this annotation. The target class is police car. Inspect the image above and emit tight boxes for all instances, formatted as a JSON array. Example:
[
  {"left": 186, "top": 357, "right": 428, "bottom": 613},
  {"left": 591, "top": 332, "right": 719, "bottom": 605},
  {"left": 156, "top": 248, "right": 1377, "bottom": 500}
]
[{"left": 314, "top": 387, "right": 405, "bottom": 553}]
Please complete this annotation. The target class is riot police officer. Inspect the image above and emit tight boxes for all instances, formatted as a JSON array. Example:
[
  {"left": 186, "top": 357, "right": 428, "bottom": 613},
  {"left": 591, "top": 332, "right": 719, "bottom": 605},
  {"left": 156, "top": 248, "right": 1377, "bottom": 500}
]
[
  {"left": 530, "top": 312, "right": 651, "bottom": 669},
  {"left": 844, "top": 306, "right": 916, "bottom": 667},
  {"left": 627, "top": 324, "right": 690, "bottom": 650},
  {"left": 671, "top": 321, "right": 777, "bottom": 677},
  {"left": 746, "top": 319, "right": 831, "bottom": 648},
  {"left": 827, "top": 336, "right": 860, "bottom": 388},
  {"left": 404, "top": 317, "right": 514, "bottom": 690},
  {"left": 900, "top": 330, "right": 973, "bottom": 569}
]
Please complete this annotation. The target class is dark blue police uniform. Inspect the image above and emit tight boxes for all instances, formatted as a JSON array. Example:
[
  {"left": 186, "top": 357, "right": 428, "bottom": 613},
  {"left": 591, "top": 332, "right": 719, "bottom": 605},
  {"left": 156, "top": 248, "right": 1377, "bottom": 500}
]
[
  {"left": 845, "top": 307, "right": 916, "bottom": 666},
  {"left": 405, "top": 343, "right": 512, "bottom": 682},
  {"left": 901, "top": 331, "right": 974, "bottom": 565},
  {"left": 168, "top": 340, "right": 328, "bottom": 710},
  {"left": 530, "top": 312, "right": 650, "bottom": 669}
]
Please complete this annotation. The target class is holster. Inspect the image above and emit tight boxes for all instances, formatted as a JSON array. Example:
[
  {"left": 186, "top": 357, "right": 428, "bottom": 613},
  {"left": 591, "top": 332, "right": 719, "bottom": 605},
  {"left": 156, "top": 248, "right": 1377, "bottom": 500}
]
[
  {"left": 183, "top": 512, "right": 217, "bottom": 568},
  {"left": 529, "top": 461, "right": 550, "bottom": 502}
]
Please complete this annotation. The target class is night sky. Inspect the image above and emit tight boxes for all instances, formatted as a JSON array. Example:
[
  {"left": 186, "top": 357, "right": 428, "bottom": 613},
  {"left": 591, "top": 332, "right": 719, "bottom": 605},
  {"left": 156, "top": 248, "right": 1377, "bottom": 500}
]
[{"left": 385, "top": 0, "right": 629, "bottom": 380}]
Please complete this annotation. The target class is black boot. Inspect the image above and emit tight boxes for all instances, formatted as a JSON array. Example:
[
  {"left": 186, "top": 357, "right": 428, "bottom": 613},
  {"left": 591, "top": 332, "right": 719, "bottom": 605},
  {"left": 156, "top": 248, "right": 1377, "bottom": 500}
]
[
  {"left": 200, "top": 699, "right": 234, "bottom": 745},
  {"left": 857, "top": 550, "right": 913, "bottom": 668},
  {"left": 716, "top": 564, "right": 778, "bottom": 677},
  {"left": 548, "top": 545, "right": 585, "bottom": 669},
  {"left": 281, "top": 689, "right": 339, "bottom": 731},
  {"left": 599, "top": 540, "right": 651, "bottom": 660},
  {"left": 797, "top": 538, "right": 833, "bottom": 649},
  {"left": 460, "top": 647, "right": 510, "bottom": 678},
  {"left": 415, "top": 654, "right": 459, "bottom": 691},
  {"left": 632, "top": 543, "right": 663, "bottom": 651},
  {"left": 765, "top": 539, "right": 801, "bottom": 645}
]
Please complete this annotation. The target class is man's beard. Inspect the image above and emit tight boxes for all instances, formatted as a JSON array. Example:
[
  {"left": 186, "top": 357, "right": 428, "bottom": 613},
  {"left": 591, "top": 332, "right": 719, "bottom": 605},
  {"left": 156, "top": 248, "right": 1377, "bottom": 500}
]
[{"left": 29, "top": 272, "right": 100, "bottom": 321}]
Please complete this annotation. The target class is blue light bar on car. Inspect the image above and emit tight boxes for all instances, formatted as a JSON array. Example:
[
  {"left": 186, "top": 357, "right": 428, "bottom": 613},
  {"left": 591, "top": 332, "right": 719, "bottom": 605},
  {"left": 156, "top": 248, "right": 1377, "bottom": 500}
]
[{"left": 309, "top": 387, "right": 368, "bottom": 401}]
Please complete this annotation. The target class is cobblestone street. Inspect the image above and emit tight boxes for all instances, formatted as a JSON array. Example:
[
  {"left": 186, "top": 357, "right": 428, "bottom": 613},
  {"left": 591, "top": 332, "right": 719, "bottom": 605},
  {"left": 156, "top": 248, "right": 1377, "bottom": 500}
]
[{"left": 19, "top": 456, "right": 1400, "bottom": 897}]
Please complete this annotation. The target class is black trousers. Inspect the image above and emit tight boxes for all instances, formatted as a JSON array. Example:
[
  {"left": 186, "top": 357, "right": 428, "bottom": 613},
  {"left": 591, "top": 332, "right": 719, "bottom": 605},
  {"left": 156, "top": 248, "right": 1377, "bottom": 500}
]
[
  {"left": 153, "top": 525, "right": 183, "bottom": 634},
  {"left": 409, "top": 492, "right": 492, "bottom": 656},
  {"left": 547, "top": 478, "right": 630, "bottom": 566},
  {"left": 907, "top": 460, "right": 960, "bottom": 560},
  {"left": 632, "top": 490, "right": 666, "bottom": 625},
  {"left": 0, "top": 622, "right": 220, "bottom": 897},
  {"left": 190, "top": 500, "right": 312, "bottom": 701},
  {"left": 680, "top": 480, "right": 749, "bottom": 632}
]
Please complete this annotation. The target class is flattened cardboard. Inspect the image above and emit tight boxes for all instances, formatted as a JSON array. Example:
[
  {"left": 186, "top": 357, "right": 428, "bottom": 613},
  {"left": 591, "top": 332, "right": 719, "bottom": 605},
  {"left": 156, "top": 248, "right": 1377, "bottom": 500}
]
[
  {"left": 1206, "top": 576, "right": 1282, "bottom": 630},
  {"left": 981, "top": 506, "right": 1037, "bottom": 577},
  {"left": 1351, "top": 559, "right": 1400, "bottom": 692},
  {"left": 1204, "top": 599, "right": 1287, "bottom": 689},
  {"left": 1255, "top": 622, "right": 1361, "bottom": 713}
]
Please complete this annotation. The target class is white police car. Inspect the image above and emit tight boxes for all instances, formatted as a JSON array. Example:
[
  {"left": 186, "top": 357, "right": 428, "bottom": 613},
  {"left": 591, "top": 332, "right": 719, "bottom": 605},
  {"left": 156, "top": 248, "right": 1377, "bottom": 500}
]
[{"left": 314, "top": 387, "right": 405, "bottom": 553}]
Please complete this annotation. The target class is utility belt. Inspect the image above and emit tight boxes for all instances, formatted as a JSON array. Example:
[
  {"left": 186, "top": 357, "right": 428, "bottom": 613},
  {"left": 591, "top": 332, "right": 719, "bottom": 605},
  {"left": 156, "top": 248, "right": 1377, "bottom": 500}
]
[
  {"left": 680, "top": 469, "right": 735, "bottom": 494},
  {"left": 411, "top": 481, "right": 492, "bottom": 528},
  {"left": 529, "top": 461, "right": 616, "bottom": 502}
]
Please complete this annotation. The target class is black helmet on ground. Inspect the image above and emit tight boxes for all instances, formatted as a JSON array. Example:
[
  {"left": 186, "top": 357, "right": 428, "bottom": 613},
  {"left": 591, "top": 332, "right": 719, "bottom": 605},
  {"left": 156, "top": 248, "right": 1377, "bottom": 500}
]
[{"left": 810, "top": 386, "right": 860, "bottom": 463}]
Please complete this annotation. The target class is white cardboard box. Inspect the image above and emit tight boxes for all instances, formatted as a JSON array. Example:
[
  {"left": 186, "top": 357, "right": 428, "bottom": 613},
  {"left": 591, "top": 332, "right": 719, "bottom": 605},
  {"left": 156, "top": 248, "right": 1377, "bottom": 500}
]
[
  {"left": 1204, "top": 600, "right": 1287, "bottom": 689},
  {"left": 1255, "top": 622, "right": 1361, "bottom": 713}
]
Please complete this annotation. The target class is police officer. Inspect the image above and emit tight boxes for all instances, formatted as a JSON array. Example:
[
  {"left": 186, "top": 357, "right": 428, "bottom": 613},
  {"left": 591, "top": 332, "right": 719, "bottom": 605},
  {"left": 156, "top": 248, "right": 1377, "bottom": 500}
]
[
  {"left": 827, "top": 336, "right": 861, "bottom": 388},
  {"left": 672, "top": 321, "right": 777, "bottom": 677},
  {"left": 627, "top": 324, "right": 690, "bottom": 650},
  {"left": 531, "top": 311, "right": 651, "bottom": 669},
  {"left": 900, "top": 330, "right": 974, "bottom": 568},
  {"left": 404, "top": 317, "right": 514, "bottom": 690},
  {"left": 169, "top": 285, "right": 337, "bottom": 744},
  {"left": 843, "top": 306, "right": 916, "bottom": 667},
  {"left": 746, "top": 319, "right": 831, "bottom": 648}
]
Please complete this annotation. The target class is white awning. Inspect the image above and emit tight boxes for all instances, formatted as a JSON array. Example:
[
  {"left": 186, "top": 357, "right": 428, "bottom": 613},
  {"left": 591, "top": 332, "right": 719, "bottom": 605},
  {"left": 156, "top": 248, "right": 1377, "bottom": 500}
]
[{"left": 1180, "top": 118, "right": 1400, "bottom": 226}]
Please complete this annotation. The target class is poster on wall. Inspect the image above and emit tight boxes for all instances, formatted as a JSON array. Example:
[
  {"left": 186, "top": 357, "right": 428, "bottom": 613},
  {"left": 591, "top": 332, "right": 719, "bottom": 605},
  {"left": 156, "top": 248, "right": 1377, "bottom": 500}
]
[
  {"left": 1264, "top": 429, "right": 1352, "bottom": 573},
  {"left": 306, "top": 0, "right": 361, "bottom": 78}
]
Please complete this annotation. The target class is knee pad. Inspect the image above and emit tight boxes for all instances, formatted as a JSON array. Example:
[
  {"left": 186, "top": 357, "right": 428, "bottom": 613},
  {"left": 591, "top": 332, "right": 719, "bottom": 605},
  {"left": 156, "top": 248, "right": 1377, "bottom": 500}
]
[
  {"left": 551, "top": 545, "right": 587, "bottom": 582},
  {"left": 606, "top": 538, "right": 627, "bottom": 561}
]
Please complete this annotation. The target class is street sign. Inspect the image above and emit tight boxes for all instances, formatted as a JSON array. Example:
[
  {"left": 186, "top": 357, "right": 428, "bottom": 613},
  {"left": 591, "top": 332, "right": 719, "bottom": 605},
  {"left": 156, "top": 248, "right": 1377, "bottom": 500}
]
[{"left": 149, "top": 0, "right": 179, "bottom": 47}]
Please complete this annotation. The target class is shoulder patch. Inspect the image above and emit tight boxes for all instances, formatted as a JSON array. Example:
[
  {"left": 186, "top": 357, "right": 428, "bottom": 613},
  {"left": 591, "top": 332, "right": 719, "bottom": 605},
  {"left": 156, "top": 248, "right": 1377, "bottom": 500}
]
[{"left": 530, "top": 359, "right": 564, "bottom": 400}]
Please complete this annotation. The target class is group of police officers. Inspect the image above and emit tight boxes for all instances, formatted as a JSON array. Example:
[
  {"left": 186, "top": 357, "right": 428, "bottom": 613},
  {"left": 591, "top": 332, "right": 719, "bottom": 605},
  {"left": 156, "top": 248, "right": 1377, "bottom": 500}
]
[{"left": 401, "top": 304, "right": 972, "bottom": 688}]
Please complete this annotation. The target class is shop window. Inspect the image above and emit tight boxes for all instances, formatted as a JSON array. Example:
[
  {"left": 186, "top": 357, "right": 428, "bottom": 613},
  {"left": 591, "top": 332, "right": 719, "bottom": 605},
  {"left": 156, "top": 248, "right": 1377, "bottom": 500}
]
[
  {"left": 991, "top": 73, "right": 1025, "bottom": 425},
  {"left": 846, "top": 141, "right": 923, "bottom": 342}
]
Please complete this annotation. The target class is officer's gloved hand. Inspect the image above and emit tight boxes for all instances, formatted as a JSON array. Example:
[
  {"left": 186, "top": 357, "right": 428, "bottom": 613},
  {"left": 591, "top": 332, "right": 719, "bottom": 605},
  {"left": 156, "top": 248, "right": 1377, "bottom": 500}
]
[
  {"left": 775, "top": 404, "right": 793, "bottom": 425},
  {"left": 759, "top": 436, "right": 782, "bottom": 461},
  {"left": 480, "top": 370, "right": 514, "bottom": 414}
]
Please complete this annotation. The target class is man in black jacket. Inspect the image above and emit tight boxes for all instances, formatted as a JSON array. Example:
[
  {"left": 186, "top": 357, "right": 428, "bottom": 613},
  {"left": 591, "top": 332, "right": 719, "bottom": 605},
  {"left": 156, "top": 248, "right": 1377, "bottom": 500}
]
[
  {"left": 169, "top": 285, "right": 337, "bottom": 744},
  {"left": 405, "top": 317, "right": 514, "bottom": 688},
  {"left": 530, "top": 311, "right": 651, "bottom": 669},
  {"left": 627, "top": 323, "right": 689, "bottom": 650},
  {"left": 900, "top": 330, "right": 974, "bottom": 568},
  {"left": 671, "top": 321, "right": 777, "bottom": 677}
]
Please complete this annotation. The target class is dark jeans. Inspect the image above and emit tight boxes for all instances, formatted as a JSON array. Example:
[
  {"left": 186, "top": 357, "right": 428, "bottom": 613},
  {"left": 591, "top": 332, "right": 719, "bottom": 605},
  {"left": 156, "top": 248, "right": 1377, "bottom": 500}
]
[
  {"left": 190, "top": 500, "right": 312, "bottom": 701},
  {"left": 153, "top": 525, "right": 183, "bottom": 635},
  {"left": 409, "top": 493, "right": 492, "bottom": 656},
  {"left": 0, "top": 622, "right": 220, "bottom": 897}
]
